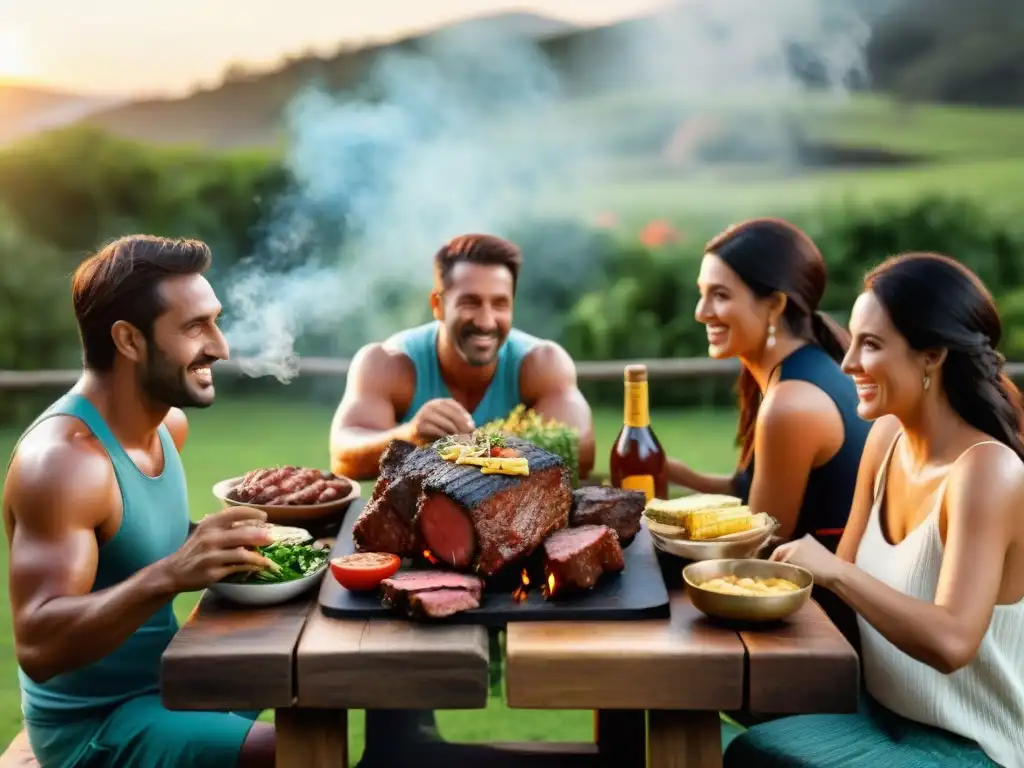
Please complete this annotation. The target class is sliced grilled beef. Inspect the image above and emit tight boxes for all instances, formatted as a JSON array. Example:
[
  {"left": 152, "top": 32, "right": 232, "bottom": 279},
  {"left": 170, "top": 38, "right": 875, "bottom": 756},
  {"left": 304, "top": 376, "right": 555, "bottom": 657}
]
[
  {"left": 543, "top": 524, "right": 625, "bottom": 595},
  {"left": 407, "top": 588, "right": 481, "bottom": 619}
]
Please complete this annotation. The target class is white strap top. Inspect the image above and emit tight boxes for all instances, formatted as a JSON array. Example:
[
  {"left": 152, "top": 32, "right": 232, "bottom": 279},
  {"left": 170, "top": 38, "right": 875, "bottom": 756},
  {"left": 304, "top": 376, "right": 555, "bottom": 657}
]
[{"left": 855, "top": 433, "right": 1024, "bottom": 767}]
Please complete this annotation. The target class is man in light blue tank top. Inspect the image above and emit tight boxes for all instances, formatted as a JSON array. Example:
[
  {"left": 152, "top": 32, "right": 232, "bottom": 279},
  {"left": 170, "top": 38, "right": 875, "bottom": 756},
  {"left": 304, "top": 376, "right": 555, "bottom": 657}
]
[
  {"left": 330, "top": 233, "right": 595, "bottom": 480},
  {"left": 3, "top": 236, "right": 278, "bottom": 767},
  {"left": 328, "top": 233, "right": 596, "bottom": 765}
]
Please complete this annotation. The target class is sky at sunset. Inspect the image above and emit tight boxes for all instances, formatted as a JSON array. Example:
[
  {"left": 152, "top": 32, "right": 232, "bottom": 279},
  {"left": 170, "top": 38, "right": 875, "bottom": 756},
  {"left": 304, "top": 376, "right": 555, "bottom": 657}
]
[{"left": 0, "top": 0, "right": 671, "bottom": 95}]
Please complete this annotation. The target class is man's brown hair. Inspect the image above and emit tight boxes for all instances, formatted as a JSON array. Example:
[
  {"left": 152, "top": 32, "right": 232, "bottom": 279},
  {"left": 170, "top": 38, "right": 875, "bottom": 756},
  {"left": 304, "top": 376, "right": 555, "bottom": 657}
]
[
  {"left": 433, "top": 234, "right": 522, "bottom": 294},
  {"left": 72, "top": 235, "right": 212, "bottom": 371}
]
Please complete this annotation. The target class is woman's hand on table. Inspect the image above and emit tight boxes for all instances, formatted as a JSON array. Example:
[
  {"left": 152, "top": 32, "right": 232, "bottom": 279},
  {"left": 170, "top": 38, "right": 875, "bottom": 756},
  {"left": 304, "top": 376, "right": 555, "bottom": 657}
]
[{"left": 770, "top": 534, "right": 847, "bottom": 589}]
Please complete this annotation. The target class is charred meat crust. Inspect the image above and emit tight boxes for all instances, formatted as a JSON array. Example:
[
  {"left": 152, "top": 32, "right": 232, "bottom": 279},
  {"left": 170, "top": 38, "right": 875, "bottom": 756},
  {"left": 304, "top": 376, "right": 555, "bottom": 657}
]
[
  {"left": 352, "top": 439, "right": 423, "bottom": 556},
  {"left": 569, "top": 486, "right": 646, "bottom": 546},
  {"left": 352, "top": 475, "right": 423, "bottom": 556}
]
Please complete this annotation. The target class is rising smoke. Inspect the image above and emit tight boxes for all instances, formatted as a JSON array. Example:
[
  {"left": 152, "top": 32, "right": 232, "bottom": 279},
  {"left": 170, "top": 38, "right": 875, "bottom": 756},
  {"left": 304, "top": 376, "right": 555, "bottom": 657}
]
[{"left": 220, "top": 0, "right": 874, "bottom": 382}]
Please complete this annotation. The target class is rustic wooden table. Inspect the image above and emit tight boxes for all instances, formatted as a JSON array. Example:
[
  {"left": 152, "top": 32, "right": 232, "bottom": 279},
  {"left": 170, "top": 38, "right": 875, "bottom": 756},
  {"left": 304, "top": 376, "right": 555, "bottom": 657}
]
[{"left": 161, "top": 558, "right": 859, "bottom": 768}]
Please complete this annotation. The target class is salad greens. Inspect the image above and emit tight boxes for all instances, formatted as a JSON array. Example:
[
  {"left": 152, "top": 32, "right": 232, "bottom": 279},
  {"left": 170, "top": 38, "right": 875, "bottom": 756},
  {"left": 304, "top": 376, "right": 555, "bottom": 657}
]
[{"left": 223, "top": 541, "right": 329, "bottom": 585}]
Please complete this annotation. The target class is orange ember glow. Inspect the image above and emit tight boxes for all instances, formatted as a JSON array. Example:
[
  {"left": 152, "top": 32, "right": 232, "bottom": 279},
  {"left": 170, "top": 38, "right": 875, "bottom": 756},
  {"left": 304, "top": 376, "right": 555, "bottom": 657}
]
[
  {"left": 540, "top": 571, "right": 557, "bottom": 599},
  {"left": 422, "top": 549, "right": 439, "bottom": 565},
  {"left": 512, "top": 568, "right": 531, "bottom": 604}
]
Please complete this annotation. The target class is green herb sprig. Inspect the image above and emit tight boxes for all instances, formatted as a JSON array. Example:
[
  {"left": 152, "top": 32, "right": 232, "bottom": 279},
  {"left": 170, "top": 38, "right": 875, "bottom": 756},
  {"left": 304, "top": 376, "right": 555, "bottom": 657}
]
[{"left": 222, "top": 542, "right": 329, "bottom": 585}]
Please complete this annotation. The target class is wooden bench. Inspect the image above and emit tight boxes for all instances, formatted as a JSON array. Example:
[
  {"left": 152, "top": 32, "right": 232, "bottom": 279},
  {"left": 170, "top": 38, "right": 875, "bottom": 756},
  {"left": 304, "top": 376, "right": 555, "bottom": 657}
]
[{"left": 0, "top": 730, "right": 39, "bottom": 768}]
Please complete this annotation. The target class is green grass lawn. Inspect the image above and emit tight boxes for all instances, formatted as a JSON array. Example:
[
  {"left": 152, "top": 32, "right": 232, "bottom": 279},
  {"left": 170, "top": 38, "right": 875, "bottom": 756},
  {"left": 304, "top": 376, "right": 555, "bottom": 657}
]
[{"left": 0, "top": 397, "right": 739, "bottom": 756}]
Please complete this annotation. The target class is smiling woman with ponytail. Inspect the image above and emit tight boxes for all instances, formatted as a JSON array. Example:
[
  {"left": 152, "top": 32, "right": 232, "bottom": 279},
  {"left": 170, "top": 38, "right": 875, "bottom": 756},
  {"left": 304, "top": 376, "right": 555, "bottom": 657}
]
[
  {"left": 735, "top": 253, "right": 1024, "bottom": 767},
  {"left": 671, "top": 218, "right": 871, "bottom": 558}
]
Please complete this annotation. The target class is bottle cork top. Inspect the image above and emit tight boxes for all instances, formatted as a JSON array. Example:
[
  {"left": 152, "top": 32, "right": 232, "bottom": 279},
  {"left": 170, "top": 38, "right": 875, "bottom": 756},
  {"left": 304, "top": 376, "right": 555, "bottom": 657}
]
[{"left": 624, "top": 364, "right": 648, "bottom": 383}]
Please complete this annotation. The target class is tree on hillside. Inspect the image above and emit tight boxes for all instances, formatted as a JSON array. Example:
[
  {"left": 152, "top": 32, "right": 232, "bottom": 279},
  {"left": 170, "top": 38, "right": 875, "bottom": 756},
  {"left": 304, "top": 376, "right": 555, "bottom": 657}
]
[{"left": 868, "top": 0, "right": 1024, "bottom": 105}]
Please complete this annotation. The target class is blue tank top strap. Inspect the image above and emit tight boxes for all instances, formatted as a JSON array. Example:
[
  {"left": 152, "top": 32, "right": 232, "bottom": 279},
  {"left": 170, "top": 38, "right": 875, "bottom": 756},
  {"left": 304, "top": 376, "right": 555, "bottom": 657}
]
[{"left": 390, "top": 321, "right": 540, "bottom": 426}]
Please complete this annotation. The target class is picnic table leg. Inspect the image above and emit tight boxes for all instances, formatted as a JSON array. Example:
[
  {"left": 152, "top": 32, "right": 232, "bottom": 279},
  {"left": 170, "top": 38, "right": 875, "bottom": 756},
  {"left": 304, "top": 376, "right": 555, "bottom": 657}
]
[
  {"left": 595, "top": 709, "right": 646, "bottom": 767},
  {"left": 647, "top": 710, "right": 721, "bottom": 768},
  {"left": 275, "top": 708, "right": 348, "bottom": 768}
]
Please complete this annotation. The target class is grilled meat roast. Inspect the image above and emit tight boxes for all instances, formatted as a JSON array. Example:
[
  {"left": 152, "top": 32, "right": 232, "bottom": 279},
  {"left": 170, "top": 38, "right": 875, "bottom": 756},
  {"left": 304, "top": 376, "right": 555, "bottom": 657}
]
[{"left": 354, "top": 436, "right": 573, "bottom": 577}]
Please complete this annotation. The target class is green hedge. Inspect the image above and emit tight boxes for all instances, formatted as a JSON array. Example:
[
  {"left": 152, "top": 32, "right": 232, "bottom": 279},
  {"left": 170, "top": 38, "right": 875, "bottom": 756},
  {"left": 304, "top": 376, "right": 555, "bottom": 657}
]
[
  {"left": 2, "top": 127, "right": 1024, "bottom": 420},
  {"left": 565, "top": 196, "right": 1024, "bottom": 408}
]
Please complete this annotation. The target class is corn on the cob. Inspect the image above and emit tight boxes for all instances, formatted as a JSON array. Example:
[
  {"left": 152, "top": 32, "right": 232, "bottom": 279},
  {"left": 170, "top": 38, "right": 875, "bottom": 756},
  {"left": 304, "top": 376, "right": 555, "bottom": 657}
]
[
  {"left": 642, "top": 494, "right": 742, "bottom": 526},
  {"left": 481, "top": 461, "right": 530, "bottom": 476},
  {"left": 687, "top": 507, "right": 754, "bottom": 540}
]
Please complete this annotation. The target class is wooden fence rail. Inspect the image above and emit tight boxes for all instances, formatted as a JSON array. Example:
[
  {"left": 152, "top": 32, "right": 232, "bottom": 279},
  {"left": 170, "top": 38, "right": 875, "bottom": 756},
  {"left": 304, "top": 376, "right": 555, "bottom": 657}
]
[{"left": 4, "top": 357, "right": 1024, "bottom": 390}]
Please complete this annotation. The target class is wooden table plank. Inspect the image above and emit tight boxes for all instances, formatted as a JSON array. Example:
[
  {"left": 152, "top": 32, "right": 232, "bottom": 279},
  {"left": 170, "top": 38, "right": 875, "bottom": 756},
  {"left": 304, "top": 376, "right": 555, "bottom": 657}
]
[
  {"left": 295, "top": 607, "right": 491, "bottom": 709},
  {"left": 505, "top": 591, "right": 745, "bottom": 711},
  {"left": 648, "top": 710, "right": 721, "bottom": 768},
  {"left": 161, "top": 590, "right": 314, "bottom": 711},
  {"left": 740, "top": 599, "right": 860, "bottom": 714},
  {"left": 276, "top": 708, "right": 348, "bottom": 768}
]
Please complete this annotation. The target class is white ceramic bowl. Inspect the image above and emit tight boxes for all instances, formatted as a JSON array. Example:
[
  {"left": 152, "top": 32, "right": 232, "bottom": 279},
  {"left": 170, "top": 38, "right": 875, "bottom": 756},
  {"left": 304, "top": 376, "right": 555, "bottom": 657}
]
[
  {"left": 207, "top": 561, "right": 328, "bottom": 607},
  {"left": 646, "top": 515, "right": 779, "bottom": 561}
]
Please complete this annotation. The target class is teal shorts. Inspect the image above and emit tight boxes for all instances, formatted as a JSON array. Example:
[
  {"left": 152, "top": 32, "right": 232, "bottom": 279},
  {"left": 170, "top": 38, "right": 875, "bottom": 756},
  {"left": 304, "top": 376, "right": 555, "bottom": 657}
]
[
  {"left": 27, "top": 695, "right": 260, "bottom": 768},
  {"left": 723, "top": 694, "right": 997, "bottom": 767}
]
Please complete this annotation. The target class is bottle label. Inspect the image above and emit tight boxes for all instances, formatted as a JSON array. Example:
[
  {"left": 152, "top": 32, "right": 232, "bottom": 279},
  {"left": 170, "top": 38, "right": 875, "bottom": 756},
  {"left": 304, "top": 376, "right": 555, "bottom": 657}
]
[
  {"left": 621, "top": 474, "right": 655, "bottom": 502},
  {"left": 624, "top": 381, "right": 650, "bottom": 428}
]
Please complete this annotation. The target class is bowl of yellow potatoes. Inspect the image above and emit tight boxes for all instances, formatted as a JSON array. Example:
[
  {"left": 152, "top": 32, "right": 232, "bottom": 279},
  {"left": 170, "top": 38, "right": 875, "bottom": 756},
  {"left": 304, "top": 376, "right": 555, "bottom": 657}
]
[
  {"left": 643, "top": 494, "right": 779, "bottom": 561},
  {"left": 683, "top": 558, "right": 813, "bottom": 623}
]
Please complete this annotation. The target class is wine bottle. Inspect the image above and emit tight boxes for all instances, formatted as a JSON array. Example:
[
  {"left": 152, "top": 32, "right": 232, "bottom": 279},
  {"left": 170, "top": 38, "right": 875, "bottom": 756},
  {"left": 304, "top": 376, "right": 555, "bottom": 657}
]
[{"left": 609, "top": 364, "right": 668, "bottom": 501}]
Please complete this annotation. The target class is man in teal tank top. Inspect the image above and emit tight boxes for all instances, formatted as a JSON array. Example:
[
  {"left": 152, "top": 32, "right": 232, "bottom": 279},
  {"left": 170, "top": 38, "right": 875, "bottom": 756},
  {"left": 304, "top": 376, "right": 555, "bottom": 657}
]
[
  {"left": 3, "top": 236, "right": 278, "bottom": 767},
  {"left": 330, "top": 233, "right": 595, "bottom": 480},
  {"left": 329, "top": 233, "right": 596, "bottom": 765}
]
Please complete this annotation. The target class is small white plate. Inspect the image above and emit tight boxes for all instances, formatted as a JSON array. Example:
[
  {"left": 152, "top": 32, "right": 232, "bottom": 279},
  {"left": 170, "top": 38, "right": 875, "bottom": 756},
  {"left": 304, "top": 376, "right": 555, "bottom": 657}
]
[
  {"left": 646, "top": 516, "right": 779, "bottom": 562},
  {"left": 208, "top": 561, "right": 328, "bottom": 607}
]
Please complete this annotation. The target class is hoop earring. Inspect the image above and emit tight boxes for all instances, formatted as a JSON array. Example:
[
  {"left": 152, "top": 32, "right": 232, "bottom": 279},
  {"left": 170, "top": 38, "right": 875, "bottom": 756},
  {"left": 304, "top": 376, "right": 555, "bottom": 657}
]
[
  {"left": 766, "top": 324, "right": 776, "bottom": 351},
  {"left": 923, "top": 374, "right": 931, "bottom": 392}
]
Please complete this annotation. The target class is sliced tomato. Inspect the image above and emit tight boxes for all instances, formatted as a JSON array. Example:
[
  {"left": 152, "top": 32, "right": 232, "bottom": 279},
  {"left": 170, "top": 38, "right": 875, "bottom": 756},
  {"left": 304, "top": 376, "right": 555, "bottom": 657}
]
[
  {"left": 489, "top": 446, "right": 520, "bottom": 458},
  {"left": 330, "top": 552, "right": 401, "bottom": 591}
]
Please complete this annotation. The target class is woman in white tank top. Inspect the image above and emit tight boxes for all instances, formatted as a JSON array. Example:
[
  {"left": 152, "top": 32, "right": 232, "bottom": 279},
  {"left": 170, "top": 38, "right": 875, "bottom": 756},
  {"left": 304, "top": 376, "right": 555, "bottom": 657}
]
[{"left": 725, "top": 253, "right": 1024, "bottom": 768}]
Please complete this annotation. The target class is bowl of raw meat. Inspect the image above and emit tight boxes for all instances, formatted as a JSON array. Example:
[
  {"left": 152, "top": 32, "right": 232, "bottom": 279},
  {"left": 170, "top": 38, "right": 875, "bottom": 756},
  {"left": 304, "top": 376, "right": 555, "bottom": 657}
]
[{"left": 212, "top": 466, "right": 361, "bottom": 524}]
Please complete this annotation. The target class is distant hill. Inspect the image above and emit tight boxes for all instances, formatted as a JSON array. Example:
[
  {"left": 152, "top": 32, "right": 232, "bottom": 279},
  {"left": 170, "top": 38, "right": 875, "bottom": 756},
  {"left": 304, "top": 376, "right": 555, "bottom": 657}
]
[
  {"left": 79, "top": 10, "right": 582, "bottom": 149},
  {"left": 867, "top": 0, "right": 1024, "bottom": 106},
  {"left": 0, "top": 82, "right": 123, "bottom": 145},
  {"left": 37, "top": 0, "right": 1024, "bottom": 150},
  {"left": 424, "top": 10, "right": 578, "bottom": 41}
]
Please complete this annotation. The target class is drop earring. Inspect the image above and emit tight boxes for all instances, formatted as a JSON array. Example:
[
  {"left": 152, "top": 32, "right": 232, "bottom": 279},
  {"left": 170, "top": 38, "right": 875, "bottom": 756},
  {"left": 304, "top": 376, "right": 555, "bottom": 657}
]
[
  {"left": 923, "top": 374, "right": 931, "bottom": 392},
  {"left": 766, "top": 324, "right": 776, "bottom": 351}
]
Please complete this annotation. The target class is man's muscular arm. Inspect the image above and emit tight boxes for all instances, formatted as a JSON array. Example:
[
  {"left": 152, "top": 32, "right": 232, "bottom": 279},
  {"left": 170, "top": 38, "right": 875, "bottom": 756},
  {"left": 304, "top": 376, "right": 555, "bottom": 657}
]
[
  {"left": 6, "top": 442, "right": 178, "bottom": 683},
  {"left": 329, "top": 343, "right": 416, "bottom": 480},
  {"left": 520, "top": 342, "right": 596, "bottom": 479}
]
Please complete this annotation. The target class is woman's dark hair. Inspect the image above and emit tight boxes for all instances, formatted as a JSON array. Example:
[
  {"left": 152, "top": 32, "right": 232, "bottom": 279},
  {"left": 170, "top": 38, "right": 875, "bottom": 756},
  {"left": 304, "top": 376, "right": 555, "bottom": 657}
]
[
  {"left": 865, "top": 252, "right": 1024, "bottom": 461},
  {"left": 705, "top": 217, "right": 849, "bottom": 465}
]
